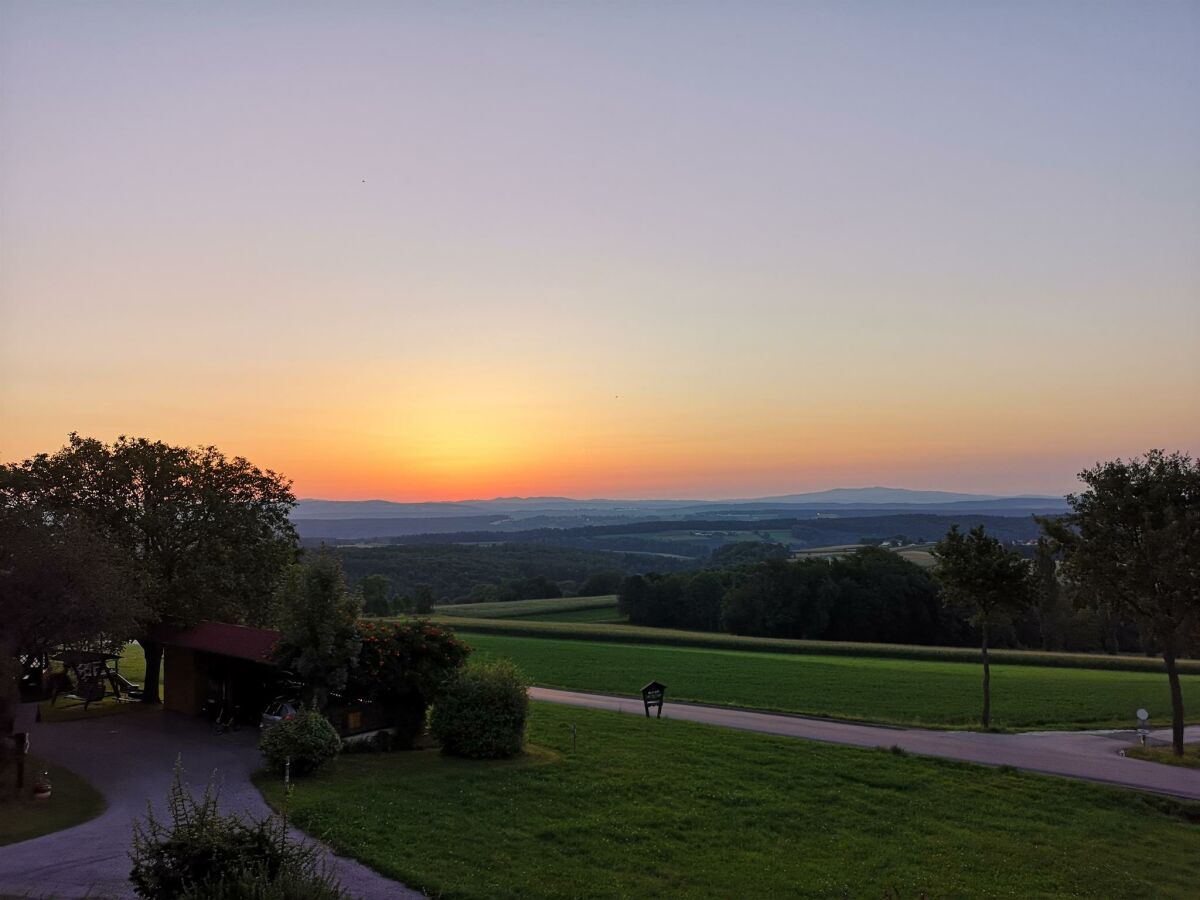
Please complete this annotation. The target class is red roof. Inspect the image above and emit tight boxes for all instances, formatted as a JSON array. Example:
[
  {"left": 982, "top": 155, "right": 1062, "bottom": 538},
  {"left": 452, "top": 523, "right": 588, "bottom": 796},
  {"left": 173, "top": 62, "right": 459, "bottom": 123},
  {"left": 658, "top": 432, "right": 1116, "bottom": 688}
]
[{"left": 154, "top": 621, "right": 281, "bottom": 664}]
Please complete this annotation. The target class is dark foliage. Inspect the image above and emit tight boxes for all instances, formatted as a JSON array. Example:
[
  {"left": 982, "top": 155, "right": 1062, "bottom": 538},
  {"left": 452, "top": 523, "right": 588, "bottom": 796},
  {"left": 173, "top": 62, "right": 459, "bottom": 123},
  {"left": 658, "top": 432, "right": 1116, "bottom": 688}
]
[
  {"left": 349, "top": 619, "right": 470, "bottom": 749},
  {"left": 1042, "top": 450, "right": 1200, "bottom": 754},
  {"left": 430, "top": 660, "right": 529, "bottom": 759},
  {"left": 333, "top": 543, "right": 691, "bottom": 604},
  {"left": 622, "top": 548, "right": 964, "bottom": 646},
  {"left": 708, "top": 541, "right": 791, "bottom": 566},
  {"left": 130, "top": 762, "right": 345, "bottom": 899},
  {"left": 259, "top": 709, "right": 342, "bottom": 776}
]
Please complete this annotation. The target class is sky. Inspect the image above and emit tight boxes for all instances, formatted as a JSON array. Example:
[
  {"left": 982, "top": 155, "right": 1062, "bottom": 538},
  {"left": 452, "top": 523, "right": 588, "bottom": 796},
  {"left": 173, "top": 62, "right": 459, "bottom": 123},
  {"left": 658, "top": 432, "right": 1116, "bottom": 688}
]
[{"left": 2, "top": 2, "right": 1197, "bottom": 501}]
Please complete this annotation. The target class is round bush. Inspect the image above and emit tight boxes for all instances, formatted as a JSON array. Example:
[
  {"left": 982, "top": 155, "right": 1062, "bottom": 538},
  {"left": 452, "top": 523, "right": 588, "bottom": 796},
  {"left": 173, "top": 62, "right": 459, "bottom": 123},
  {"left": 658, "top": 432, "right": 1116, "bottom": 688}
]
[
  {"left": 259, "top": 709, "right": 341, "bottom": 776},
  {"left": 430, "top": 660, "right": 529, "bottom": 759}
]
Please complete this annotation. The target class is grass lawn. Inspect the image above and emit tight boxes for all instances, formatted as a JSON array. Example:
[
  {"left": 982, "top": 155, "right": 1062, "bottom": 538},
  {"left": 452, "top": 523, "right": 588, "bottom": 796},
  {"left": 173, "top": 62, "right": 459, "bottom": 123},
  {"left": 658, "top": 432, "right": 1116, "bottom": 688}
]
[
  {"left": 1126, "top": 744, "right": 1200, "bottom": 769},
  {"left": 0, "top": 754, "right": 106, "bottom": 847},
  {"left": 256, "top": 703, "right": 1200, "bottom": 899},
  {"left": 462, "top": 632, "right": 1196, "bottom": 730}
]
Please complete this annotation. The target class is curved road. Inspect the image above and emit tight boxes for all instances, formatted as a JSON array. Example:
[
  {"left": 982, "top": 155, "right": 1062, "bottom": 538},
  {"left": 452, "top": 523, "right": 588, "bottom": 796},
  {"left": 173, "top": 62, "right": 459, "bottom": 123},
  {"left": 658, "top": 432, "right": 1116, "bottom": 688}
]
[
  {"left": 0, "top": 707, "right": 419, "bottom": 900},
  {"left": 530, "top": 686, "right": 1200, "bottom": 800}
]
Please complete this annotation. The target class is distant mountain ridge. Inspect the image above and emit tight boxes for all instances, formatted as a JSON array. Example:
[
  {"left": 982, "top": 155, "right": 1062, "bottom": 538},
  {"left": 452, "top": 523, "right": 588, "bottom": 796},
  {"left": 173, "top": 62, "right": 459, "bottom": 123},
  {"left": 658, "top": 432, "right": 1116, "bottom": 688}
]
[
  {"left": 293, "top": 487, "right": 1063, "bottom": 520},
  {"left": 749, "top": 487, "right": 1003, "bottom": 505}
]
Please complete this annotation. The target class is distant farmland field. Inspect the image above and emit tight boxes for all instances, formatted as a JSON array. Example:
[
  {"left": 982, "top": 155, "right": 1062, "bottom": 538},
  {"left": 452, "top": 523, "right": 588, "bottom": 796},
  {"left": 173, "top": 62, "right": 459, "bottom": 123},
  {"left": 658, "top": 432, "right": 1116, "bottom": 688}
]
[
  {"left": 791, "top": 543, "right": 938, "bottom": 568},
  {"left": 434, "top": 595, "right": 621, "bottom": 623}
]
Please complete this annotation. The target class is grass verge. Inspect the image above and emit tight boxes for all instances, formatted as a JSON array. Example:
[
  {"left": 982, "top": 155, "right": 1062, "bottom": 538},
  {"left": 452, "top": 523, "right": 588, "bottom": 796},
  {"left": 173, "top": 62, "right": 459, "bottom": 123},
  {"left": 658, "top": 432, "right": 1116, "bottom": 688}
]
[
  {"left": 462, "top": 632, "right": 1196, "bottom": 730},
  {"left": 1126, "top": 744, "right": 1200, "bottom": 769},
  {"left": 0, "top": 753, "right": 106, "bottom": 847},
  {"left": 256, "top": 702, "right": 1200, "bottom": 899}
]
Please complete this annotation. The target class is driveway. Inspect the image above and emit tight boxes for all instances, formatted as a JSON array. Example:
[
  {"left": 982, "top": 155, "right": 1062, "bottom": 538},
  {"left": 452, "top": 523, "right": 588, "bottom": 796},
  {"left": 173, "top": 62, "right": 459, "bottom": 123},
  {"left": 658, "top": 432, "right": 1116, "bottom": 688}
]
[
  {"left": 531, "top": 687, "right": 1200, "bottom": 799},
  {"left": 0, "top": 707, "right": 421, "bottom": 899}
]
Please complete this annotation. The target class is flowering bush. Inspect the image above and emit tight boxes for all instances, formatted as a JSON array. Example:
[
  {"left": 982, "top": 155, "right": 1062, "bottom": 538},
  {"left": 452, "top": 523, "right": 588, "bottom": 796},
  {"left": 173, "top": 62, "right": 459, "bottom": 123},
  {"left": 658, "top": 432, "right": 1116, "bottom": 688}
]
[{"left": 348, "top": 619, "right": 470, "bottom": 748}]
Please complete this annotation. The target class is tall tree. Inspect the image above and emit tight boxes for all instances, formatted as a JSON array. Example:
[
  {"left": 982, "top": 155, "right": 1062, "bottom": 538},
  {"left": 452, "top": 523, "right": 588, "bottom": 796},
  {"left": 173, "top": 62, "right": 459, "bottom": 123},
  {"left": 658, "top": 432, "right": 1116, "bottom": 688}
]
[
  {"left": 359, "top": 574, "right": 394, "bottom": 617},
  {"left": 272, "top": 554, "right": 362, "bottom": 710},
  {"left": 412, "top": 584, "right": 435, "bottom": 615},
  {"left": 0, "top": 434, "right": 297, "bottom": 702},
  {"left": 933, "top": 525, "right": 1032, "bottom": 728},
  {"left": 1, "top": 507, "right": 149, "bottom": 740},
  {"left": 0, "top": 506, "right": 149, "bottom": 664},
  {"left": 1041, "top": 450, "right": 1200, "bottom": 756},
  {"left": 1030, "top": 537, "right": 1064, "bottom": 650}
]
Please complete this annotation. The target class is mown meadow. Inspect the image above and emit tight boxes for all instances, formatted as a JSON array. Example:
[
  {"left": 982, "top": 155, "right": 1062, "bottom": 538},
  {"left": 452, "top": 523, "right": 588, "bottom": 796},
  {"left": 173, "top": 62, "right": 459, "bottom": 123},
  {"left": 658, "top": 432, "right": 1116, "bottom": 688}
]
[
  {"left": 257, "top": 702, "right": 1200, "bottom": 899},
  {"left": 434, "top": 611, "right": 1199, "bottom": 673},
  {"left": 460, "top": 631, "right": 1197, "bottom": 730}
]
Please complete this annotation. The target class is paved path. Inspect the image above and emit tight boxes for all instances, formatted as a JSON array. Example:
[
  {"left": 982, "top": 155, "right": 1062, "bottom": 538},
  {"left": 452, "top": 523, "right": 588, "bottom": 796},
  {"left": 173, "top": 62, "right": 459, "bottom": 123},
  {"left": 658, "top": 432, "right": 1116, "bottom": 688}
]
[
  {"left": 0, "top": 707, "right": 420, "bottom": 899},
  {"left": 531, "top": 687, "right": 1200, "bottom": 799}
]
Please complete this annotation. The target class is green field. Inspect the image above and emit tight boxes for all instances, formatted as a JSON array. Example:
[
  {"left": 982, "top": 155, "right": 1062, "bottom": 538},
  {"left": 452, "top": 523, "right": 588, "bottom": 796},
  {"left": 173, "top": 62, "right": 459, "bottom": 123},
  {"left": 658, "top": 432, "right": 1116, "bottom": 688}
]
[
  {"left": 530, "top": 606, "right": 627, "bottom": 623},
  {"left": 256, "top": 703, "right": 1200, "bottom": 898},
  {"left": 436, "top": 614, "right": 1200, "bottom": 674},
  {"left": 0, "top": 754, "right": 106, "bottom": 847},
  {"left": 434, "top": 595, "right": 620, "bottom": 622},
  {"left": 462, "top": 632, "right": 1197, "bottom": 730}
]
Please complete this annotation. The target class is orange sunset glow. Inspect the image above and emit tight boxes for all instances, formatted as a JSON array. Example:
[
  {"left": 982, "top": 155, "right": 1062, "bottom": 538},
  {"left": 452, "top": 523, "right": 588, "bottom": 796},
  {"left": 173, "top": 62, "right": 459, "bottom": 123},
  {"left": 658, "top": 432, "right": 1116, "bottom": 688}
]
[{"left": 2, "top": 3, "right": 1197, "bottom": 500}]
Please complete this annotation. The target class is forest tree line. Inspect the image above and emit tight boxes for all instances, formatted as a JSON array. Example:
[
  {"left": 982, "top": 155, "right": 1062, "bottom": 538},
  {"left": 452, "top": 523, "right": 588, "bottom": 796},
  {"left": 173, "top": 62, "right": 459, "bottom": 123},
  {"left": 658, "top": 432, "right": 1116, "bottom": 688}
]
[
  {"left": 332, "top": 543, "right": 688, "bottom": 607},
  {"left": 619, "top": 545, "right": 1138, "bottom": 652}
]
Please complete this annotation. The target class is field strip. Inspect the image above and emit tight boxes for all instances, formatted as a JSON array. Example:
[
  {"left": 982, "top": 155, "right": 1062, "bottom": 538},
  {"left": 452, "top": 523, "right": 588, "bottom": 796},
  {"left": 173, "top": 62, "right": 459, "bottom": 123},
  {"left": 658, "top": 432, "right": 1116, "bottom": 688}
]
[{"left": 441, "top": 616, "right": 1200, "bottom": 673}]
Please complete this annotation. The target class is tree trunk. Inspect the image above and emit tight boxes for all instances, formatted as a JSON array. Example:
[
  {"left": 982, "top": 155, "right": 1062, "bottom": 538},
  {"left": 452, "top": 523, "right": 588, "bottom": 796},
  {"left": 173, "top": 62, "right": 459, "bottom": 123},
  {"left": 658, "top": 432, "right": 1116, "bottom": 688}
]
[
  {"left": 981, "top": 621, "right": 991, "bottom": 729},
  {"left": 138, "top": 638, "right": 163, "bottom": 705},
  {"left": 1164, "top": 650, "right": 1185, "bottom": 757}
]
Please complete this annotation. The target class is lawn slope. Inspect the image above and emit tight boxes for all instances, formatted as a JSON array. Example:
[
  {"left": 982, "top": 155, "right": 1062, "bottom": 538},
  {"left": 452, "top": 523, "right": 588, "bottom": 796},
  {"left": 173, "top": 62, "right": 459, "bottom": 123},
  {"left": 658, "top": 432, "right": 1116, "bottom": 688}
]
[
  {"left": 258, "top": 703, "right": 1200, "bottom": 899},
  {"left": 0, "top": 754, "right": 106, "bottom": 846}
]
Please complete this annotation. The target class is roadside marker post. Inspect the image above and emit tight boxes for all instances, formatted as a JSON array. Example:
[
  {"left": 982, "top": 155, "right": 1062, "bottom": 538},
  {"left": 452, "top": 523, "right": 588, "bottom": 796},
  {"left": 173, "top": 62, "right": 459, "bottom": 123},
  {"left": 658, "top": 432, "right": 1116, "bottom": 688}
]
[{"left": 641, "top": 681, "right": 666, "bottom": 718}]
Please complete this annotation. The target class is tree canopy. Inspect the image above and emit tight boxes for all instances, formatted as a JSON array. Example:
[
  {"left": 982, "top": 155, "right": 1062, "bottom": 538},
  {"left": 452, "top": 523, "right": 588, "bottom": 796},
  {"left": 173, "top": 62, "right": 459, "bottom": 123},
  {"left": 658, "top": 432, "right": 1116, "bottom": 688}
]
[
  {"left": 1, "top": 434, "right": 298, "bottom": 701},
  {"left": 1042, "top": 449, "right": 1200, "bottom": 754},
  {"left": 933, "top": 525, "right": 1032, "bottom": 727},
  {"left": 0, "top": 506, "right": 149, "bottom": 662},
  {"left": 273, "top": 554, "right": 362, "bottom": 710}
]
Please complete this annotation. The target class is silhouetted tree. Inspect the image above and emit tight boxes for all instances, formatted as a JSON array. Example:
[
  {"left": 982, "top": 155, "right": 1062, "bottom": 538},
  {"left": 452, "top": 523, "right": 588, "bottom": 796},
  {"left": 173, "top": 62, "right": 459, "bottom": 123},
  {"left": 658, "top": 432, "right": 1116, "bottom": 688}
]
[
  {"left": 1030, "top": 537, "right": 1065, "bottom": 650},
  {"left": 359, "top": 574, "right": 393, "bottom": 617},
  {"left": 1042, "top": 450, "right": 1200, "bottom": 756},
  {"left": 0, "top": 434, "right": 297, "bottom": 703},
  {"left": 412, "top": 584, "right": 435, "bottom": 615},
  {"left": 273, "top": 555, "right": 362, "bottom": 710},
  {"left": 933, "top": 525, "right": 1032, "bottom": 728},
  {"left": 0, "top": 507, "right": 149, "bottom": 665}
]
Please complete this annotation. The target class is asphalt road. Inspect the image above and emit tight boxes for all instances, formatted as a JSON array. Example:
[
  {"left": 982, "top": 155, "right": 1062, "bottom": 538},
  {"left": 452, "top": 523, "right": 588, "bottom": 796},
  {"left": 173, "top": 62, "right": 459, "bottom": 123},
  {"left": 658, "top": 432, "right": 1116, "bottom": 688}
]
[
  {"left": 0, "top": 707, "right": 419, "bottom": 900},
  {"left": 530, "top": 686, "right": 1200, "bottom": 800}
]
